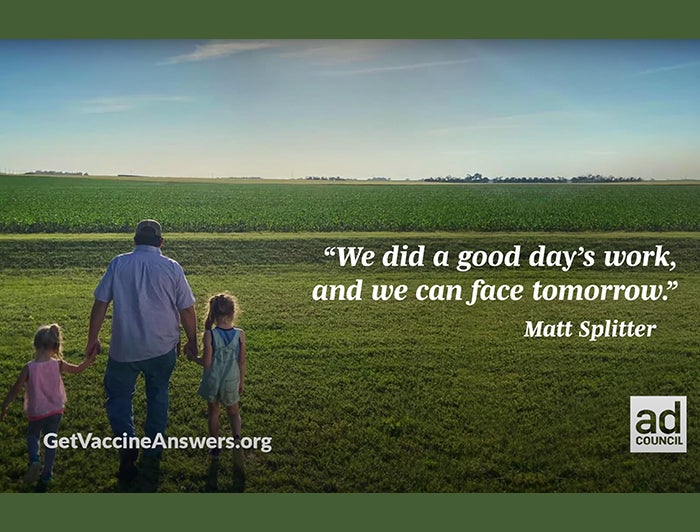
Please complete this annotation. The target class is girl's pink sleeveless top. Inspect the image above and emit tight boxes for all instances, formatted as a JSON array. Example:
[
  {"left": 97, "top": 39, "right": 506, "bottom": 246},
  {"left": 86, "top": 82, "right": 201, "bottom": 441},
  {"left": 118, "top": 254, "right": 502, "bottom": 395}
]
[{"left": 24, "top": 359, "right": 66, "bottom": 421}]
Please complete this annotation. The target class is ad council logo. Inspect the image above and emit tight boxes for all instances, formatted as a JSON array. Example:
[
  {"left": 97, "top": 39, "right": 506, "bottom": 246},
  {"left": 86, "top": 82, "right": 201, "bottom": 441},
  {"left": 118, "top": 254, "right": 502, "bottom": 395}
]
[{"left": 630, "top": 396, "right": 686, "bottom": 453}]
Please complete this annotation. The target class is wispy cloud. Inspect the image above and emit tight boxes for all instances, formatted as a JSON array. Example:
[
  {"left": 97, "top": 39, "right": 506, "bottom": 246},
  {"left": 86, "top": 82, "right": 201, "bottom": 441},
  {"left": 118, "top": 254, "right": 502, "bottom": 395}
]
[
  {"left": 80, "top": 95, "right": 190, "bottom": 114},
  {"left": 279, "top": 40, "right": 394, "bottom": 65},
  {"left": 495, "top": 109, "right": 600, "bottom": 123},
  {"left": 426, "top": 110, "right": 600, "bottom": 135},
  {"left": 426, "top": 123, "right": 514, "bottom": 136},
  {"left": 328, "top": 58, "right": 475, "bottom": 76},
  {"left": 583, "top": 149, "right": 618, "bottom": 156},
  {"left": 163, "top": 41, "right": 279, "bottom": 64},
  {"left": 636, "top": 61, "right": 700, "bottom": 76}
]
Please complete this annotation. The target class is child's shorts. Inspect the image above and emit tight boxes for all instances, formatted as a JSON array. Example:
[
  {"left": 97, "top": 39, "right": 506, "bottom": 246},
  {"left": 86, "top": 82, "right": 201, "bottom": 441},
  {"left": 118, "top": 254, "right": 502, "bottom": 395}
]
[{"left": 197, "top": 366, "right": 240, "bottom": 406}]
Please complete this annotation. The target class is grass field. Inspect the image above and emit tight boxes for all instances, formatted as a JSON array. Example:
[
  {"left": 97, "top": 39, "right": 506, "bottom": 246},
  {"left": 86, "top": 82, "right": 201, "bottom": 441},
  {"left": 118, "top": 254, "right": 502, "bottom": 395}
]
[
  {"left": 1, "top": 175, "right": 699, "bottom": 232},
  {"left": 0, "top": 229, "right": 697, "bottom": 492},
  {"left": 0, "top": 176, "right": 698, "bottom": 492}
]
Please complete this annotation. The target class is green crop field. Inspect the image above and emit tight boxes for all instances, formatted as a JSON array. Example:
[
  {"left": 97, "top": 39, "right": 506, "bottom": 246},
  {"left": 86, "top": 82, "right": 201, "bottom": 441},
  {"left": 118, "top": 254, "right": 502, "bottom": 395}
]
[
  {"left": 0, "top": 176, "right": 698, "bottom": 493},
  {"left": 1, "top": 175, "right": 699, "bottom": 232}
]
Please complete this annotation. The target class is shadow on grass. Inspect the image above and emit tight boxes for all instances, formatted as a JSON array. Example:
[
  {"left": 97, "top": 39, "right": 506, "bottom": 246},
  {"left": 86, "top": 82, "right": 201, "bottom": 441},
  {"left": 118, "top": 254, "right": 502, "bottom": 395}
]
[
  {"left": 202, "top": 451, "right": 246, "bottom": 493},
  {"left": 205, "top": 459, "right": 219, "bottom": 492},
  {"left": 96, "top": 456, "right": 162, "bottom": 493}
]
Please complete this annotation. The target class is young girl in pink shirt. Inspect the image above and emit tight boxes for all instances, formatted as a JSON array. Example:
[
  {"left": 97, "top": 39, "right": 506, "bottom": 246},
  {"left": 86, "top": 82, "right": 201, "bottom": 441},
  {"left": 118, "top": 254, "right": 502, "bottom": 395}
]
[{"left": 1, "top": 324, "right": 95, "bottom": 490}]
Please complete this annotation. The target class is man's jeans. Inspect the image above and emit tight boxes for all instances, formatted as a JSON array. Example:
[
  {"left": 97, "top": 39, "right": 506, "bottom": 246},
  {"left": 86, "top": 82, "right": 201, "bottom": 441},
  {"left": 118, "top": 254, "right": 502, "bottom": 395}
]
[{"left": 104, "top": 349, "right": 177, "bottom": 458}]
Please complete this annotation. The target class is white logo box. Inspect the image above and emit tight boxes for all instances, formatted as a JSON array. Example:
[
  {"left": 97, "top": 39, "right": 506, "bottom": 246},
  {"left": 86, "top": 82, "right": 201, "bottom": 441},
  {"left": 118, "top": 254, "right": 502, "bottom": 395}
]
[{"left": 630, "top": 396, "right": 687, "bottom": 453}]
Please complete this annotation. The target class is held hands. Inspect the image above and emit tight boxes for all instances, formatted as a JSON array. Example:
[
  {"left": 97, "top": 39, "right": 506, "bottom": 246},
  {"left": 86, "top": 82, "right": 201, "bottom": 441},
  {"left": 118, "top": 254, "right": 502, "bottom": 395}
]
[
  {"left": 80, "top": 340, "right": 100, "bottom": 372},
  {"left": 84, "top": 339, "right": 101, "bottom": 359},
  {"left": 85, "top": 349, "right": 98, "bottom": 366},
  {"left": 184, "top": 338, "right": 199, "bottom": 361}
]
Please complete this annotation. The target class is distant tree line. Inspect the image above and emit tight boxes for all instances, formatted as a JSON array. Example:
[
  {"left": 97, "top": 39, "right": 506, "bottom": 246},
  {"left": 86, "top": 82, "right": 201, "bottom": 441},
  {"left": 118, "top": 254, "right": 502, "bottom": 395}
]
[
  {"left": 25, "top": 170, "right": 88, "bottom": 176},
  {"left": 424, "top": 173, "right": 488, "bottom": 183},
  {"left": 423, "top": 173, "right": 643, "bottom": 183},
  {"left": 17, "top": 170, "right": 646, "bottom": 183},
  {"left": 570, "top": 174, "right": 643, "bottom": 183}
]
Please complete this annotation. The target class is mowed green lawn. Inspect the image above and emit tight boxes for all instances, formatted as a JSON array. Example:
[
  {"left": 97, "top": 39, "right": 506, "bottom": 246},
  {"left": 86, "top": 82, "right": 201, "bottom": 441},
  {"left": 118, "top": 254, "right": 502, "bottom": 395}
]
[{"left": 0, "top": 233, "right": 697, "bottom": 492}]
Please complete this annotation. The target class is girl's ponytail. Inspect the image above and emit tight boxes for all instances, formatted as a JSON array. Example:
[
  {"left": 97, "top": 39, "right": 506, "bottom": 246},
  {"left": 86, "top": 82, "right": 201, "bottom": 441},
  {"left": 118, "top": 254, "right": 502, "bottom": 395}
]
[
  {"left": 204, "top": 298, "right": 216, "bottom": 331},
  {"left": 204, "top": 293, "right": 236, "bottom": 330}
]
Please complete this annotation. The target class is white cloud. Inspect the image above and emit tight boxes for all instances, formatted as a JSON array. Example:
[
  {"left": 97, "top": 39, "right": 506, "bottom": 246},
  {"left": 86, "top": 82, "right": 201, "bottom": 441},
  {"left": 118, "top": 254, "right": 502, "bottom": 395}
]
[
  {"left": 491, "top": 109, "right": 599, "bottom": 123},
  {"left": 80, "top": 95, "right": 190, "bottom": 114},
  {"left": 426, "top": 123, "right": 515, "bottom": 136},
  {"left": 425, "top": 109, "right": 601, "bottom": 136},
  {"left": 636, "top": 61, "right": 700, "bottom": 76},
  {"left": 327, "top": 58, "right": 475, "bottom": 76},
  {"left": 163, "top": 40, "right": 279, "bottom": 64},
  {"left": 279, "top": 40, "right": 395, "bottom": 65}
]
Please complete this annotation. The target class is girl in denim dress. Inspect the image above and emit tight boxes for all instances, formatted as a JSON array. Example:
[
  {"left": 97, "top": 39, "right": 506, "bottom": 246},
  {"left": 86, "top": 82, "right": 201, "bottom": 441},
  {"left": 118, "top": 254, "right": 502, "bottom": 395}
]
[{"left": 189, "top": 292, "right": 247, "bottom": 460}]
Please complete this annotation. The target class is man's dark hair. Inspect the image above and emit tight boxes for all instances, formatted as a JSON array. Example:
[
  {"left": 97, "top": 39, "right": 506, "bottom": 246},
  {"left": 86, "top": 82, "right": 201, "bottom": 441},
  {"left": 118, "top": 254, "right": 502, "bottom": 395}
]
[{"left": 134, "top": 227, "right": 162, "bottom": 247}]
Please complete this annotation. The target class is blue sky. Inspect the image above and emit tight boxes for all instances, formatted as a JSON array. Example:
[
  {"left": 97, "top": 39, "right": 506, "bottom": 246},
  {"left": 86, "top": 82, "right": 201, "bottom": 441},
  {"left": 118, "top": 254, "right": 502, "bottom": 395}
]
[{"left": 1, "top": 40, "right": 699, "bottom": 179}]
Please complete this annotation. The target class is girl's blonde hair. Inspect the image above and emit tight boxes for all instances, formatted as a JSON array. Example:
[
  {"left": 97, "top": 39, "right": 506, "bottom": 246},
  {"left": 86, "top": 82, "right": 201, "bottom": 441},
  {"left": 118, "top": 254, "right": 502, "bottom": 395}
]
[
  {"left": 204, "top": 292, "right": 238, "bottom": 330},
  {"left": 34, "top": 323, "right": 63, "bottom": 359}
]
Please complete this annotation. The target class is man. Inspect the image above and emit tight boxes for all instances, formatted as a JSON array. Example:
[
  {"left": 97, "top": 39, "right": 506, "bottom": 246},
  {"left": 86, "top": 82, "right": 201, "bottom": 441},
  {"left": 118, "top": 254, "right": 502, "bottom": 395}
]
[{"left": 85, "top": 219, "right": 197, "bottom": 487}]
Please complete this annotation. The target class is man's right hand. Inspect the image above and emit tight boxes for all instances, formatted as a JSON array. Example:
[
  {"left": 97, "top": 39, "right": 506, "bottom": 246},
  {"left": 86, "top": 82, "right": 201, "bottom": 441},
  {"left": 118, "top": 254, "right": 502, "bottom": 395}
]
[
  {"left": 85, "top": 339, "right": 101, "bottom": 358},
  {"left": 184, "top": 338, "right": 198, "bottom": 358}
]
